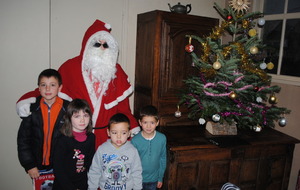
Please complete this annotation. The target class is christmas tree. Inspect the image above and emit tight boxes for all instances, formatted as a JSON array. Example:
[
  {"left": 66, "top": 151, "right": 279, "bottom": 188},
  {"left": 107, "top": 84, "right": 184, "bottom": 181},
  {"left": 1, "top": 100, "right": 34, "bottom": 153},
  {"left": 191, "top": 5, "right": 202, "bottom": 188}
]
[{"left": 179, "top": 1, "right": 290, "bottom": 132}]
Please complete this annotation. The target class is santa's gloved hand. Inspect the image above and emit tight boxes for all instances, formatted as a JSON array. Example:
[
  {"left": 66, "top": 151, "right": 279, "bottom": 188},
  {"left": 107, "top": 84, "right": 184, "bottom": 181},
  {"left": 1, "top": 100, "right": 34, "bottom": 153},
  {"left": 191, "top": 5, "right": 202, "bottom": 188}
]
[
  {"left": 130, "top": 126, "right": 141, "bottom": 137},
  {"left": 16, "top": 97, "right": 36, "bottom": 117}
]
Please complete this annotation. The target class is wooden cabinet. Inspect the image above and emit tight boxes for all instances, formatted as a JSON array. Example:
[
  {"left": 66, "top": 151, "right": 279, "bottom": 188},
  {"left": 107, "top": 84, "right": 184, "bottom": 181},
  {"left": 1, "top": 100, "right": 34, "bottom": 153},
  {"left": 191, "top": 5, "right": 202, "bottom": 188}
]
[
  {"left": 134, "top": 10, "right": 299, "bottom": 190},
  {"left": 134, "top": 10, "right": 218, "bottom": 126},
  {"left": 160, "top": 125, "right": 300, "bottom": 190}
]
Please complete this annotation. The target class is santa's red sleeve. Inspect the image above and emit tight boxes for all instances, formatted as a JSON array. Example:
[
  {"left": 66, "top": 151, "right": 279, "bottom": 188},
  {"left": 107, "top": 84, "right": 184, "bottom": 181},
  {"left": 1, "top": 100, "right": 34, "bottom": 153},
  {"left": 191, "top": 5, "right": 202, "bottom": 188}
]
[{"left": 104, "top": 64, "right": 139, "bottom": 135}]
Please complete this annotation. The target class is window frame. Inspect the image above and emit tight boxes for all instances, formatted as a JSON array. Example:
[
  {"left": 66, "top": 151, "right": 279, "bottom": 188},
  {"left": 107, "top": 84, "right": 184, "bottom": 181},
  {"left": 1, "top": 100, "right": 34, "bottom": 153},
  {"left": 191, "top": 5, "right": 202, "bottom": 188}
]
[{"left": 253, "top": 0, "right": 300, "bottom": 86}]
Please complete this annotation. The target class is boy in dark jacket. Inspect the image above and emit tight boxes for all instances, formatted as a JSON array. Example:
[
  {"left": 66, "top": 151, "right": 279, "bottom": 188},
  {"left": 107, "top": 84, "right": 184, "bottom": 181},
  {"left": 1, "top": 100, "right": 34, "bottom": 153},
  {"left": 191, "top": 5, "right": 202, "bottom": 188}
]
[{"left": 17, "top": 68, "right": 69, "bottom": 179}]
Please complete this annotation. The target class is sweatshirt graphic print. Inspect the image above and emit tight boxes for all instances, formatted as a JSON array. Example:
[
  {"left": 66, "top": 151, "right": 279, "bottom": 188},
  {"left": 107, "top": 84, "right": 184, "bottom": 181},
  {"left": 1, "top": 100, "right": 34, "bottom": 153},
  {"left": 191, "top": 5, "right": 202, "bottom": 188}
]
[{"left": 103, "top": 153, "right": 128, "bottom": 189}]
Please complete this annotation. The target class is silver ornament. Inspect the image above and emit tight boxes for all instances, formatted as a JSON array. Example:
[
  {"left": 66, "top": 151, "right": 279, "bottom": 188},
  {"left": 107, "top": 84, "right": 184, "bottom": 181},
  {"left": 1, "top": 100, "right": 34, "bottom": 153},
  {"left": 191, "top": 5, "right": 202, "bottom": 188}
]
[
  {"left": 212, "top": 114, "right": 220, "bottom": 122},
  {"left": 198, "top": 118, "right": 206, "bottom": 125},
  {"left": 260, "top": 62, "right": 267, "bottom": 70},
  {"left": 279, "top": 118, "right": 287, "bottom": 127},
  {"left": 174, "top": 110, "right": 182, "bottom": 118},
  {"left": 256, "top": 97, "right": 262, "bottom": 103},
  {"left": 253, "top": 125, "right": 262, "bottom": 132},
  {"left": 174, "top": 105, "right": 182, "bottom": 118},
  {"left": 258, "top": 18, "right": 265, "bottom": 26}
]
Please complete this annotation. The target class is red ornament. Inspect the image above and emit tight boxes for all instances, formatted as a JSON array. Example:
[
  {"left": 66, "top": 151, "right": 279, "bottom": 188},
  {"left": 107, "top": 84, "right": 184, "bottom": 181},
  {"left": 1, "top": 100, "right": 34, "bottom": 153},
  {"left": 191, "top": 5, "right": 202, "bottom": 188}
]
[
  {"left": 227, "top": 15, "right": 232, "bottom": 20},
  {"left": 253, "top": 86, "right": 259, "bottom": 91},
  {"left": 185, "top": 44, "right": 194, "bottom": 53}
]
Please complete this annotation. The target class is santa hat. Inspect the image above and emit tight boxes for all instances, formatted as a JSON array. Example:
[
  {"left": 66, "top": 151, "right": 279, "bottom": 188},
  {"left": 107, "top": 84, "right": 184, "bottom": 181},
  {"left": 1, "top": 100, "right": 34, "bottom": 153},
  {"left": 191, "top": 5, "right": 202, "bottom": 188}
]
[
  {"left": 90, "top": 19, "right": 111, "bottom": 33},
  {"left": 87, "top": 20, "right": 111, "bottom": 35},
  {"left": 81, "top": 19, "right": 113, "bottom": 55}
]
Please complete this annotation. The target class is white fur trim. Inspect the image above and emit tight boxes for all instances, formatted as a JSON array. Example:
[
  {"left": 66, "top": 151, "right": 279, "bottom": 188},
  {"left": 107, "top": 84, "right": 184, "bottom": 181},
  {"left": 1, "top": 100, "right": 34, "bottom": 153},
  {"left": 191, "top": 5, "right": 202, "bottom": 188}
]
[
  {"left": 16, "top": 97, "right": 36, "bottom": 117},
  {"left": 58, "top": 92, "right": 73, "bottom": 101},
  {"left": 92, "top": 95, "right": 103, "bottom": 128},
  {"left": 130, "top": 127, "right": 141, "bottom": 137},
  {"left": 105, "top": 23, "right": 111, "bottom": 30},
  {"left": 104, "top": 85, "right": 133, "bottom": 110}
]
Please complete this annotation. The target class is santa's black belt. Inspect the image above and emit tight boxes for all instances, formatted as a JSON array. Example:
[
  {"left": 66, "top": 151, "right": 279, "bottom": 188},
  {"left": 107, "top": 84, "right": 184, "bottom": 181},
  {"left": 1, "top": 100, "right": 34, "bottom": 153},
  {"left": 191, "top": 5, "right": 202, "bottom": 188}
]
[{"left": 93, "top": 125, "right": 108, "bottom": 129}]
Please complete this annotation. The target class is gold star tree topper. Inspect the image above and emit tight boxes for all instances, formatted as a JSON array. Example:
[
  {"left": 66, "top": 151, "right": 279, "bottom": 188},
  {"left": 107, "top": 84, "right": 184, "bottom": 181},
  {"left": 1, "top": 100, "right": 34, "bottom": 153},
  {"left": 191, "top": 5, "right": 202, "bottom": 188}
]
[{"left": 229, "top": 0, "right": 250, "bottom": 12}]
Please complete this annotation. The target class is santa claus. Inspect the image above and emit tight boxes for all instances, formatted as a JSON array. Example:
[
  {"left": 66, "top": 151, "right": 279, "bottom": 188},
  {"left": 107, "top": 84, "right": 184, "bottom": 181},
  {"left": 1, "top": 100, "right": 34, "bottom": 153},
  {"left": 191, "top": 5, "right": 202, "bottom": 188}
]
[{"left": 16, "top": 19, "right": 139, "bottom": 147}]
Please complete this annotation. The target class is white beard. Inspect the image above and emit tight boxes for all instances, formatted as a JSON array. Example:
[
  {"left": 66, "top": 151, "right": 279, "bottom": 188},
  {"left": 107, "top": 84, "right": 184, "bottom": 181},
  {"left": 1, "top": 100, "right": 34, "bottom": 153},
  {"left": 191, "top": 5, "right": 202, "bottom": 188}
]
[
  {"left": 82, "top": 31, "right": 118, "bottom": 94},
  {"left": 84, "top": 49, "right": 116, "bottom": 83}
]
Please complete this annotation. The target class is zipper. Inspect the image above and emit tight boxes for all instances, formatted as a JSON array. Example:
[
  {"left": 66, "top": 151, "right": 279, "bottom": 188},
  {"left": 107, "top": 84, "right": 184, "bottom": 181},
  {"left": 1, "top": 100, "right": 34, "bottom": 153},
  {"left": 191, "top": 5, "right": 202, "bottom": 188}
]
[{"left": 43, "top": 105, "right": 51, "bottom": 165}]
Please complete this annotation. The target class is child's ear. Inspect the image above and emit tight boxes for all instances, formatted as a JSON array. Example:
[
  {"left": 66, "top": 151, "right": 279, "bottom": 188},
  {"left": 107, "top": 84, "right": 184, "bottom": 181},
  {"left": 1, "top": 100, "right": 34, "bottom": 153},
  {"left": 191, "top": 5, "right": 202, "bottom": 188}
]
[
  {"left": 138, "top": 119, "right": 142, "bottom": 126},
  {"left": 58, "top": 84, "right": 63, "bottom": 92},
  {"left": 156, "top": 120, "right": 160, "bottom": 126},
  {"left": 107, "top": 129, "right": 110, "bottom": 137}
]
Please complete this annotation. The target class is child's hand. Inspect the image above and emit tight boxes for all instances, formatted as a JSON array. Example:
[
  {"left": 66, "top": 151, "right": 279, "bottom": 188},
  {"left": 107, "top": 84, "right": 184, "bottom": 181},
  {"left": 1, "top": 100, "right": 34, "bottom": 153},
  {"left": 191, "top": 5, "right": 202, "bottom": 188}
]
[
  {"left": 27, "top": 167, "right": 40, "bottom": 179},
  {"left": 157, "top": 182, "right": 163, "bottom": 188}
]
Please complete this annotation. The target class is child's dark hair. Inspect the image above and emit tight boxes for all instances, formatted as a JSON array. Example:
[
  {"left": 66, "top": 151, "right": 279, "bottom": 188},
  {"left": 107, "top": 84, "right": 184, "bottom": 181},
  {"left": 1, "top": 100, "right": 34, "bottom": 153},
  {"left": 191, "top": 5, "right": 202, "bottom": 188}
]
[
  {"left": 38, "top": 68, "right": 62, "bottom": 86},
  {"left": 61, "top": 99, "right": 93, "bottom": 137},
  {"left": 108, "top": 113, "right": 130, "bottom": 130},
  {"left": 139, "top": 105, "right": 159, "bottom": 121}
]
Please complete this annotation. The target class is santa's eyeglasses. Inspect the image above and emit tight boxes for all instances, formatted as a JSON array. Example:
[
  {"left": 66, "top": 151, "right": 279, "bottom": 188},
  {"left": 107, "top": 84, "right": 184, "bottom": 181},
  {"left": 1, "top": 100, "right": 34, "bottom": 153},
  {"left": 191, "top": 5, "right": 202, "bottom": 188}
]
[{"left": 93, "top": 42, "right": 109, "bottom": 49}]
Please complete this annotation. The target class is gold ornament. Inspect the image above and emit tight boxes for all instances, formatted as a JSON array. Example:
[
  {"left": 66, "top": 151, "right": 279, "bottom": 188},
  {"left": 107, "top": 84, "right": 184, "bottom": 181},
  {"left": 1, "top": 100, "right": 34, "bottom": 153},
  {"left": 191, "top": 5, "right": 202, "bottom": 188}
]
[
  {"left": 213, "top": 61, "right": 222, "bottom": 70},
  {"left": 222, "top": 46, "right": 232, "bottom": 57},
  {"left": 242, "top": 20, "right": 250, "bottom": 28},
  {"left": 269, "top": 95, "right": 277, "bottom": 104},
  {"left": 209, "top": 22, "right": 227, "bottom": 40},
  {"left": 229, "top": 91, "right": 237, "bottom": 99},
  {"left": 200, "top": 68, "right": 216, "bottom": 78},
  {"left": 229, "top": 0, "right": 250, "bottom": 12},
  {"left": 267, "top": 62, "right": 274, "bottom": 70},
  {"left": 201, "top": 42, "right": 210, "bottom": 62},
  {"left": 248, "top": 29, "right": 257, "bottom": 37},
  {"left": 250, "top": 46, "right": 258, "bottom": 54}
]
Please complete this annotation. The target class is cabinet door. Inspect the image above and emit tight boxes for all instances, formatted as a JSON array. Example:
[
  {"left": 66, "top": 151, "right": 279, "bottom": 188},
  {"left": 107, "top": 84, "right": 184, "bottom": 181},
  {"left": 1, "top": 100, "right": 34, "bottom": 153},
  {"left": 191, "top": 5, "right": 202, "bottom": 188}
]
[
  {"left": 158, "top": 14, "right": 217, "bottom": 100},
  {"left": 232, "top": 145, "right": 294, "bottom": 190},
  {"left": 166, "top": 148, "right": 231, "bottom": 190},
  {"left": 159, "top": 14, "right": 218, "bottom": 126},
  {"left": 134, "top": 11, "right": 218, "bottom": 126}
]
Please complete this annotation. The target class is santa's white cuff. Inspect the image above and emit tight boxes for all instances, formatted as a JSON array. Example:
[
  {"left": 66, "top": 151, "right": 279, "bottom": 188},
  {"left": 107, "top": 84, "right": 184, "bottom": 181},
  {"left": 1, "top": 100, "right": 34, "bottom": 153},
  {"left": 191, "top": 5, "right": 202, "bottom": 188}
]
[
  {"left": 58, "top": 92, "right": 73, "bottom": 101},
  {"left": 16, "top": 97, "right": 36, "bottom": 117},
  {"left": 104, "top": 86, "right": 133, "bottom": 110}
]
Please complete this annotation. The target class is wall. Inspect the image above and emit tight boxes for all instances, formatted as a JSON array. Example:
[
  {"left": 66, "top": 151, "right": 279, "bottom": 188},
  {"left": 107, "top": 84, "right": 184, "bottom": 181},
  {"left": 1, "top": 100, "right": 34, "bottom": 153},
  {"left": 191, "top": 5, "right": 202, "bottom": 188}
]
[
  {"left": 0, "top": 0, "right": 224, "bottom": 189},
  {"left": 273, "top": 82, "right": 300, "bottom": 190},
  {"left": 0, "top": 1, "right": 50, "bottom": 189}
]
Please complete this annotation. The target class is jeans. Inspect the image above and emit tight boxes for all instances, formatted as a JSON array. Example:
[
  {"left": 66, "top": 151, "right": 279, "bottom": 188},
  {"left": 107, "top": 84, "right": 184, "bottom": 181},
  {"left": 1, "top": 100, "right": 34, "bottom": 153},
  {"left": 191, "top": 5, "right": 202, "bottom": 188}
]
[{"left": 142, "top": 182, "right": 157, "bottom": 190}]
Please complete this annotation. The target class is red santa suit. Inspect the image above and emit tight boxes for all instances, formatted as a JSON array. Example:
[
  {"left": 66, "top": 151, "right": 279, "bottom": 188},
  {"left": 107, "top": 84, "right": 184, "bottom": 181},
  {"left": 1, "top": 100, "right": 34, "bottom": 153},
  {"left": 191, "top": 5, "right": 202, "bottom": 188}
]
[{"left": 16, "top": 20, "right": 139, "bottom": 147}]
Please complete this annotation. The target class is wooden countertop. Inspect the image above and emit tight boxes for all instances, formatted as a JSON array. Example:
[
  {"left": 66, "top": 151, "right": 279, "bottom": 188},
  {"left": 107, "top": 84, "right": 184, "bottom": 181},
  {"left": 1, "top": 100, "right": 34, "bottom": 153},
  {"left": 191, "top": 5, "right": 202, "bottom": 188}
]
[{"left": 159, "top": 125, "right": 300, "bottom": 151}]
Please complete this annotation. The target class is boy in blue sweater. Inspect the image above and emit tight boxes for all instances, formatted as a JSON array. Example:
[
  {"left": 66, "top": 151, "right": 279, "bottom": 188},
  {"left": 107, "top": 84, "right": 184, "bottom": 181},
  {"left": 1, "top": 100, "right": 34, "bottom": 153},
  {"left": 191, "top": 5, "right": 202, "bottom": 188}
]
[{"left": 131, "top": 105, "right": 167, "bottom": 190}]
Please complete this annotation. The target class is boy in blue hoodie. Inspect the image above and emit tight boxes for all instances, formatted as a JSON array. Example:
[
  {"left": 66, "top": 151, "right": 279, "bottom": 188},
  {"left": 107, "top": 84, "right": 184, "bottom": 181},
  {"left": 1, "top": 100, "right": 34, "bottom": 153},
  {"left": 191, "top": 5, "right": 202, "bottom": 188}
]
[{"left": 131, "top": 105, "right": 167, "bottom": 190}]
